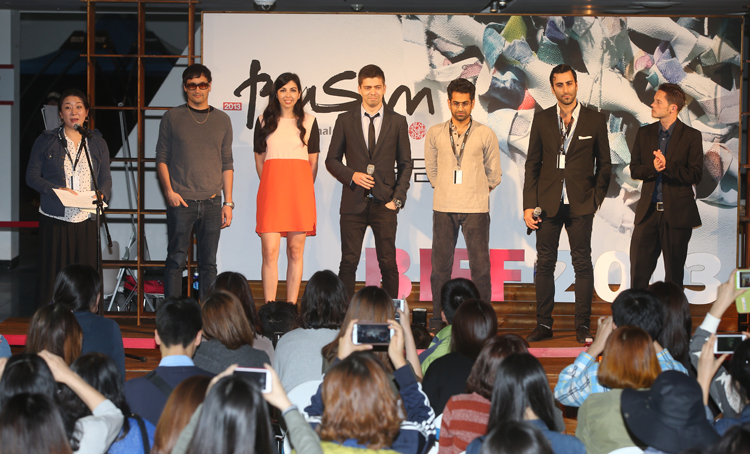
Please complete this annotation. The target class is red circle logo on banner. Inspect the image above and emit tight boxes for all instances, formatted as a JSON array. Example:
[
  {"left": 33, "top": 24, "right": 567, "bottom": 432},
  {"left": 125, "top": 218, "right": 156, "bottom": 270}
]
[{"left": 409, "top": 122, "right": 426, "bottom": 140}]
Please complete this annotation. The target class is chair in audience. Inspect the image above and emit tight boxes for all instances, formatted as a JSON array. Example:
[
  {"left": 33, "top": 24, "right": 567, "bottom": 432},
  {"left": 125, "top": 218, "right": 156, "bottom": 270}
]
[{"left": 283, "top": 379, "right": 323, "bottom": 454}]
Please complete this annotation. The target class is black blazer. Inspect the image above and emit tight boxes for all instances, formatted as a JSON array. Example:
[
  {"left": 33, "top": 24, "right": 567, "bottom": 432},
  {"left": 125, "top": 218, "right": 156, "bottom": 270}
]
[
  {"left": 630, "top": 120, "right": 703, "bottom": 228},
  {"left": 523, "top": 104, "right": 612, "bottom": 217},
  {"left": 325, "top": 105, "right": 413, "bottom": 215}
]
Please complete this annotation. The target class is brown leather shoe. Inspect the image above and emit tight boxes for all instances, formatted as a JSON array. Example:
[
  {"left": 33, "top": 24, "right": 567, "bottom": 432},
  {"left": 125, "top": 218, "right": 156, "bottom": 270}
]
[
  {"left": 576, "top": 326, "right": 593, "bottom": 344},
  {"left": 526, "top": 325, "right": 553, "bottom": 342}
]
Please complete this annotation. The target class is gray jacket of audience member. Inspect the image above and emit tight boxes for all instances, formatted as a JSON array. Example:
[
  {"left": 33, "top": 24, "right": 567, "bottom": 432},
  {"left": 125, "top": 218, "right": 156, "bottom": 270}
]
[
  {"left": 273, "top": 328, "right": 339, "bottom": 391},
  {"left": 690, "top": 324, "right": 742, "bottom": 418},
  {"left": 193, "top": 338, "right": 270, "bottom": 375},
  {"left": 171, "top": 403, "right": 322, "bottom": 454}
]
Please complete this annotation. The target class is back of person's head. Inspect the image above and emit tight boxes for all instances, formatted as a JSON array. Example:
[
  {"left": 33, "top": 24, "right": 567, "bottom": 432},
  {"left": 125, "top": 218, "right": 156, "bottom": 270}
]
[
  {"left": 297, "top": 270, "right": 348, "bottom": 330},
  {"left": 0, "top": 393, "right": 73, "bottom": 454},
  {"left": 411, "top": 324, "right": 432, "bottom": 350},
  {"left": 184, "top": 375, "right": 275, "bottom": 454},
  {"left": 705, "top": 424, "right": 750, "bottom": 454},
  {"left": 467, "top": 334, "right": 529, "bottom": 399},
  {"left": 598, "top": 325, "right": 661, "bottom": 389},
  {"left": 257, "top": 301, "right": 298, "bottom": 347},
  {"left": 52, "top": 264, "right": 100, "bottom": 312},
  {"left": 319, "top": 351, "right": 402, "bottom": 449},
  {"left": 488, "top": 353, "right": 556, "bottom": 432},
  {"left": 480, "top": 421, "right": 553, "bottom": 454},
  {"left": 212, "top": 271, "right": 262, "bottom": 335},
  {"left": 450, "top": 299, "right": 498, "bottom": 360},
  {"left": 25, "top": 304, "right": 82, "bottom": 365},
  {"left": 322, "top": 286, "right": 395, "bottom": 366},
  {"left": 441, "top": 278, "right": 481, "bottom": 324},
  {"left": 0, "top": 353, "right": 57, "bottom": 408},
  {"left": 648, "top": 281, "right": 691, "bottom": 368},
  {"left": 611, "top": 289, "right": 664, "bottom": 340},
  {"left": 201, "top": 290, "right": 255, "bottom": 350},
  {"left": 152, "top": 375, "right": 211, "bottom": 454},
  {"left": 156, "top": 297, "right": 202, "bottom": 348},
  {"left": 729, "top": 339, "right": 750, "bottom": 405}
]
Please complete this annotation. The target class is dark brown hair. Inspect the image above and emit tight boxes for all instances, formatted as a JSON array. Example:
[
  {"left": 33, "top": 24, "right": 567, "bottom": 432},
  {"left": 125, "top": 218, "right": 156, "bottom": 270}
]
[
  {"left": 212, "top": 271, "right": 262, "bottom": 335},
  {"left": 658, "top": 83, "right": 686, "bottom": 112},
  {"left": 152, "top": 375, "right": 211, "bottom": 454},
  {"left": 450, "top": 299, "right": 498, "bottom": 360},
  {"left": 201, "top": 290, "right": 255, "bottom": 349},
  {"left": 318, "top": 352, "right": 402, "bottom": 449},
  {"left": 321, "top": 286, "right": 395, "bottom": 369},
  {"left": 466, "top": 334, "right": 529, "bottom": 399},
  {"left": 648, "top": 281, "right": 691, "bottom": 371},
  {"left": 358, "top": 64, "right": 385, "bottom": 86},
  {"left": 549, "top": 64, "right": 577, "bottom": 85},
  {"left": 25, "top": 304, "right": 82, "bottom": 365},
  {"left": 598, "top": 325, "right": 661, "bottom": 389}
]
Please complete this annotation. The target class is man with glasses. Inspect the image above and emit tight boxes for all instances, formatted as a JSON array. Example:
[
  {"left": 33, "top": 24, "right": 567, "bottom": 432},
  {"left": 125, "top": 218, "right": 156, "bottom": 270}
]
[
  {"left": 156, "top": 64, "right": 234, "bottom": 300},
  {"left": 424, "top": 77, "right": 502, "bottom": 330},
  {"left": 523, "top": 64, "right": 612, "bottom": 343}
]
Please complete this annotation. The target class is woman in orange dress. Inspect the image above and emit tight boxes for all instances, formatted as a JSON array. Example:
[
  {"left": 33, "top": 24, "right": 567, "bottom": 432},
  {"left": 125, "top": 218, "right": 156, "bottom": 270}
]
[{"left": 254, "top": 73, "right": 319, "bottom": 303}]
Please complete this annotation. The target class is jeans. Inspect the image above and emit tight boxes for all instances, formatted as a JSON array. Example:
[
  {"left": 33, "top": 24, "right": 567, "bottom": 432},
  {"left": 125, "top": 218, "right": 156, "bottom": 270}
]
[
  {"left": 164, "top": 197, "right": 222, "bottom": 301},
  {"left": 430, "top": 212, "right": 491, "bottom": 326}
]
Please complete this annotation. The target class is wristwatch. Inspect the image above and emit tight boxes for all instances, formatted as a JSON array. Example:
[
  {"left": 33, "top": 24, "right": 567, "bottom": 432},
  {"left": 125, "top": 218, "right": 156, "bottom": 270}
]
[
  {"left": 223, "top": 202, "right": 235, "bottom": 209},
  {"left": 393, "top": 199, "right": 403, "bottom": 209}
]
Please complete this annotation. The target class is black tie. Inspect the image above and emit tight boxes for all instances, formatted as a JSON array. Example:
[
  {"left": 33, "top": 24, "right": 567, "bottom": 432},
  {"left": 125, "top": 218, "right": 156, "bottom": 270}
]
[{"left": 366, "top": 112, "right": 380, "bottom": 157}]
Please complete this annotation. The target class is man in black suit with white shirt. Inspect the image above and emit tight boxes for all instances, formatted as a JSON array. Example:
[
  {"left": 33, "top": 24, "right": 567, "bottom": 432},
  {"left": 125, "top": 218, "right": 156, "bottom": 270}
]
[
  {"left": 326, "top": 64, "right": 413, "bottom": 300},
  {"left": 523, "top": 64, "right": 612, "bottom": 343}
]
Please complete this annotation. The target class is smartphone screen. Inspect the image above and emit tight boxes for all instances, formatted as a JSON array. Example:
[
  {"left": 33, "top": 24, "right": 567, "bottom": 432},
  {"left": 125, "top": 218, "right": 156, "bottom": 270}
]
[
  {"left": 354, "top": 323, "right": 393, "bottom": 345},
  {"left": 715, "top": 335, "right": 746, "bottom": 354},
  {"left": 735, "top": 270, "right": 750, "bottom": 313},
  {"left": 234, "top": 367, "right": 271, "bottom": 393}
]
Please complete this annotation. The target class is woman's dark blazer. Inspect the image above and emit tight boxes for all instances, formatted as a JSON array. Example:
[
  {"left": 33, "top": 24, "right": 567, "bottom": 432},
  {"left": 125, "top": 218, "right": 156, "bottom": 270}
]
[{"left": 26, "top": 127, "right": 112, "bottom": 218}]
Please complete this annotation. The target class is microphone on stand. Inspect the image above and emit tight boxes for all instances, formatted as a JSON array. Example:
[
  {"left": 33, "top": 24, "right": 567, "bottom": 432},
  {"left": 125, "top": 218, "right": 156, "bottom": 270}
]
[
  {"left": 363, "top": 164, "right": 375, "bottom": 200},
  {"left": 526, "top": 207, "right": 542, "bottom": 235},
  {"left": 74, "top": 123, "right": 93, "bottom": 139}
]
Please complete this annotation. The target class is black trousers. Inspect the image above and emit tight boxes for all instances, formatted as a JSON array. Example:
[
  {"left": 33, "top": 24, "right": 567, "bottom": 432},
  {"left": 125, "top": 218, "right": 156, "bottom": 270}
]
[
  {"left": 37, "top": 215, "right": 98, "bottom": 308},
  {"left": 630, "top": 204, "right": 693, "bottom": 290},
  {"left": 534, "top": 203, "right": 594, "bottom": 329},
  {"left": 338, "top": 202, "right": 399, "bottom": 300}
]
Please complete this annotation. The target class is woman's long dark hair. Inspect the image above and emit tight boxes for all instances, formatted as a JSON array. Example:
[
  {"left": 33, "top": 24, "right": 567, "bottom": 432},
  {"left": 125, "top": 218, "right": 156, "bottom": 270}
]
[
  {"left": 648, "top": 281, "right": 692, "bottom": 371},
  {"left": 0, "top": 393, "right": 73, "bottom": 454},
  {"left": 184, "top": 375, "right": 276, "bottom": 454},
  {"left": 212, "top": 271, "right": 262, "bottom": 335},
  {"left": 58, "top": 353, "right": 133, "bottom": 442},
  {"left": 296, "top": 270, "right": 348, "bottom": 330},
  {"left": 487, "top": 353, "right": 557, "bottom": 432},
  {"left": 53, "top": 263, "right": 101, "bottom": 312},
  {"left": 255, "top": 73, "right": 306, "bottom": 154}
]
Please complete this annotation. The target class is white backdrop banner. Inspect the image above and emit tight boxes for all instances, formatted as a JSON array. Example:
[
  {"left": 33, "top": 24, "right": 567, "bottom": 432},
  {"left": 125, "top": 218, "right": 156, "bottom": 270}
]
[{"left": 203, "top": 13, "right": 741, "bottom": 303}]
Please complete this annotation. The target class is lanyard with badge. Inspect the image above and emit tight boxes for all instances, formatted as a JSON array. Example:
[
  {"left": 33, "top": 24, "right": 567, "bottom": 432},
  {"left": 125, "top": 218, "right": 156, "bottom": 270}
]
[
  {"left": 60, "top": 127, "right": 86, "bottom": 190},
  {"left": 449, "top": 119, "right": 472, "bottom": 184},
  {"left": 557, "top": 114, "right": 573, "bottom": 170}
]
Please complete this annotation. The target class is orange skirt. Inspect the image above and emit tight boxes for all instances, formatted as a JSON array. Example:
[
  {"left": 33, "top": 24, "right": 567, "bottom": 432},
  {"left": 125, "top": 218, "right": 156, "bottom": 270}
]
[{"left": 256, "top": 159, "right": 316, "bottom": 237}]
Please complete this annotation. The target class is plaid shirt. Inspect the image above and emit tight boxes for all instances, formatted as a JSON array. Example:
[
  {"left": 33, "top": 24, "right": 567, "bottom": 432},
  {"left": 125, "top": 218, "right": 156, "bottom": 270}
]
[{"left": 554, "top": 348, "right": 688, "bottom": 407}]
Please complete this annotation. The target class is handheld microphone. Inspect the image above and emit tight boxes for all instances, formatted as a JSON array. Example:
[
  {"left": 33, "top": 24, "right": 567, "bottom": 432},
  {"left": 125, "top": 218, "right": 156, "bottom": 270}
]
[
  {"left": 364, "top": 164, "right": 375, "bottom": 200},
  {"left": 74, "top": 123, "right": 93, "bottom": 139},
  {"left": 526, "top": 207, "right": 542, "bottom": 235}
]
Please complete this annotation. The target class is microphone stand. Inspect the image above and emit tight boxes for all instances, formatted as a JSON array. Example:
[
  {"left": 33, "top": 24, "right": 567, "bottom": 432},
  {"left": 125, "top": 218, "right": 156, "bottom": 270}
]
[{"left": 76, "top": 130, "right": 113, "bottom": 316}]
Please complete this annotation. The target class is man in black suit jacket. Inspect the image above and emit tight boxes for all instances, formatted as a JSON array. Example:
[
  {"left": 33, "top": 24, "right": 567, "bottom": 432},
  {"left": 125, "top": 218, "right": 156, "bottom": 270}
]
[
  {"left": 523, "top": 64, "right": 612, "bottom": 343},
  {"left": 326, "top": 65, "right": 413, "bottom": 300},
  {"left": 630, "top": 84, "right": 703, "bottom": 290}
]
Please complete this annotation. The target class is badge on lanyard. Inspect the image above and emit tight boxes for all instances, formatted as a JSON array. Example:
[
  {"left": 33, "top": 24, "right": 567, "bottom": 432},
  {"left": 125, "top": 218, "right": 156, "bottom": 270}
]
[
  {"left": 450, "top": 120, "right": 471, "bottom": 185},
  {"left": 70, "top": 175, "right": 80, "bottom": 191},
  {"left": 557, "top": 154, "right": 566, "bottom": 169},
  {"left": 453, "top": 169, "right": 463, "bottom": 184}
]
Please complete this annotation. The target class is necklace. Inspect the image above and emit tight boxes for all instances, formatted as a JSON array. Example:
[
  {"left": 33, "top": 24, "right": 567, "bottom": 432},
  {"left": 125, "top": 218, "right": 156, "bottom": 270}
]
[{"left": 187, "top": 105, "right": 210, "bottom": 124}]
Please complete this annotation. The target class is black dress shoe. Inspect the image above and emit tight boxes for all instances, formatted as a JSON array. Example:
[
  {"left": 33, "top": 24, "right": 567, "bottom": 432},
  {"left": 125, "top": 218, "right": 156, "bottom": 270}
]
[
  {"left": 526, "top": 325, "right": 553, "bottom": 342},
  {"left": 576, "top": 326, "right": 593, "bottom": 344}
]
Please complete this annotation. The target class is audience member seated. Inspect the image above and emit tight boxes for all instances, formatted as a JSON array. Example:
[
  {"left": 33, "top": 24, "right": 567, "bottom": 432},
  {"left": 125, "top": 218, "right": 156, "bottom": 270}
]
[
  {"left": 274, "top": 270, "right": 347, "bottom": 391},
  {"left": 171, "top": 365, "right": 322, "bottom": 454},
  {"left": 53, "top": 264, "right": 126, "bottom": 380},
  {"left": 25, "top": 303, "right": 82, "bottom": 365},
  {"left": 258, "top": 300, "right": 298, "bottom": 347},
  {"left": 192, "top": 290, "right": 270, "bottom": 374},
  {"left": 151, "top": 375, "right": 210, "bottom": 454},
  {"left": 0, "top": 334, "right": 11, "bottom": 358},
  {"left": 212, "top": 271, "right": 275, "bottom": 362},
  {"left": 124, "top": 297, "right": 214, "bottom": 425},
  {"left": 0, "top": 393, "right": 73, "bottom": 454},
  {"left": 322, "top": 286, "right": 422, "bottom": 377},
  {"left": 689, "top": 273, "right": 747, "bottom": 419},
  {"left": 700, "top": 423, "right": 750, "bottom": 454},
  {"left": 466, "top": 353, "right": 585, "bottom": 454},
  {"left": 621, "top": 370, "right": 719, "bottom": 454},
  {"left": 576, "top": 325, "right": 661, "bottom": 454},
  {"left": 480, "top": 421, "right": 553, "bottom": 454},
  {"left": 696, "top": 335, "right": 750, "bottom": 434},
  {"left": 555, "top": 289, "right": 688, "bottom": 407},
  {"left": 439, "top": 334, "right": 529, "bottom": 454},
  {"left": 649, "top": 281, "right": 692, "bottom": 372},
  {"left": 0, "top": 353, "right": 59, "bottom": 410},
  {"left": 420, "top": 278, "right": 480, "bottom": 375},
  {"left": 308, "top": 319, "right": 436, "bottom": 454},
  {"left": 60, "top": 352, "right": 154, "bottom": 454},
  {"left": 423, "top": 299, "right": 498, "bottom": 414},
  {"left": 411, "top": 324, "right": 432, "bottom": 350}
]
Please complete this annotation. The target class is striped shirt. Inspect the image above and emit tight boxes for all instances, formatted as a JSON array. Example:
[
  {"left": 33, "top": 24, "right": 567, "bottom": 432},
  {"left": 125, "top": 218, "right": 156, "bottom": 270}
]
[{"left": 439, "top": 392, "right": 491, "bottom": 454}]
